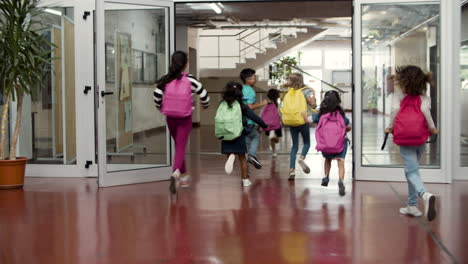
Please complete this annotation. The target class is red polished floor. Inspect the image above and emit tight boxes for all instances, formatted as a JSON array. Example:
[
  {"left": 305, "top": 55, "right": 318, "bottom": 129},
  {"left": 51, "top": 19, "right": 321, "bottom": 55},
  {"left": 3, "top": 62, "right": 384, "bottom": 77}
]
[{"left": 0, "top": 153, "right": 466, "bottom": 263}]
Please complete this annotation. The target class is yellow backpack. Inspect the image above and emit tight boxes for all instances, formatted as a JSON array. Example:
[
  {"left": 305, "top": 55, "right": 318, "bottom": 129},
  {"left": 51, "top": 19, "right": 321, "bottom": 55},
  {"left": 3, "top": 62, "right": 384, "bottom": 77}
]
[{"left": 280, "top": 87, "right": 307, "bottom": 126}]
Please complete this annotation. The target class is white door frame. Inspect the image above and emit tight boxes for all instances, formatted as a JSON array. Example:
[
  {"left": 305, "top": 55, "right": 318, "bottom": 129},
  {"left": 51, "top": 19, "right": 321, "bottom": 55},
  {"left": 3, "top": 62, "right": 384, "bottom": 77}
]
[
  {"left": 353, "top": 0, "right": 457, "bottom": 183},
  {"left": 454, "top": 1, "right": 467, "bottom": 180},
  {"left": 95, "top": 0, "right": 174, "bottom": 187},
  {"left": 18, "top": 0, "right": 98, "bottom": 177}
]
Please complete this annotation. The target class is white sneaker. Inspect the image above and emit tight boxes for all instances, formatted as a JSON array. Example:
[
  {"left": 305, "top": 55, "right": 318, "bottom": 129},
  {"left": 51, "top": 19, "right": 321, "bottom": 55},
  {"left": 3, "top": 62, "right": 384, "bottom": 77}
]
[
  {"left": 422, "top": 192, "right": 437, "bottom": 221},
  {"left": 225, "top": 154, "right": 236, "bottom": 174},
  {"left": 269, "top": 132, "right": 275, "bottom": 140},
  {"left": 242, "top": 179, "right": 252, "bottom": 187},
  {"left": 298, "top": 159, "right": 310, "bottom": 174},
  {"left": 272, "top": 152, "right": 278, "bottom": 158},
  {"left": 399, "top": 206, "right": 422, "bottom": 217},
  {"left": 180, "top": 175, "right": 191, "bottom": 188}
]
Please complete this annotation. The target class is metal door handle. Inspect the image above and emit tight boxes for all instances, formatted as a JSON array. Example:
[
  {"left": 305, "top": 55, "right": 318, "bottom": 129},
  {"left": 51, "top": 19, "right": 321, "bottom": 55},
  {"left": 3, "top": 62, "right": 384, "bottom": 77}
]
[{"left": 101, "top": 91, "right": 114, "bottom": 97}]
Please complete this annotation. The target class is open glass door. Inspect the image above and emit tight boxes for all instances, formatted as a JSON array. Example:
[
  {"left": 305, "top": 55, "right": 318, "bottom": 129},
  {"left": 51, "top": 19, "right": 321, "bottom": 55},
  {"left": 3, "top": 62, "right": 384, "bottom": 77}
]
[
  {"left": 96, "top": 0, "right": 174, "bottom": 187},
  {"left": 353, "top": 0, "right": 450, "bottom": 183}
]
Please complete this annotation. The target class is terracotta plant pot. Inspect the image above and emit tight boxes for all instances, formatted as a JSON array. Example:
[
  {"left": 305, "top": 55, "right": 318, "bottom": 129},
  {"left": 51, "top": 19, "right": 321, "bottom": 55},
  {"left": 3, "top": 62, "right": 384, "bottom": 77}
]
[{"left": 0, "top": 157, "right": 28, "bottom": 189}]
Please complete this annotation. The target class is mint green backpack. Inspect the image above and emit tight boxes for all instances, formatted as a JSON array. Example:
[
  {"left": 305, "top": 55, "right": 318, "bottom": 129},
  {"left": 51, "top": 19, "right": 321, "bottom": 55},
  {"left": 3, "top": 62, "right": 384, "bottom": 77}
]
[{"left": 215, "top": 101, "right": 243, "bottom": 140}]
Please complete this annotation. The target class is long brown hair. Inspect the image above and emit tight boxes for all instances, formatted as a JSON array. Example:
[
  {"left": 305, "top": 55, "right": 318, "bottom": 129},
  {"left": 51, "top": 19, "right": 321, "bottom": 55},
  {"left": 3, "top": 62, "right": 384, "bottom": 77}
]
[
  {"left": 395, "top": 65, "right": 432, "bottom": 96},
  {"left": 283, "top": 73, "right": 305, "bottom": 89}
]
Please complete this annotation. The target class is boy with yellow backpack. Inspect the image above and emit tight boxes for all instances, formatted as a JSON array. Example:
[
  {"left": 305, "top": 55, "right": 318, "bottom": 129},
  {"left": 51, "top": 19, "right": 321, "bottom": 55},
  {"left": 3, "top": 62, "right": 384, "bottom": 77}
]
[{"left": 280, "top": 73, "right": 317, "bottom": 180}]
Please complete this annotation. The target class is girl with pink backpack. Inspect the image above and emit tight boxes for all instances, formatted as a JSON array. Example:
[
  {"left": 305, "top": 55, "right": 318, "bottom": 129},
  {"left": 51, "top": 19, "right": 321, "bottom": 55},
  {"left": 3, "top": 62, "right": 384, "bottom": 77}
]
[
  {"left": 261, "top": 89, "right": 282, "bottom": 158},
  {"left": 313, "top": 90, "right": 351, "bottom": 196},
  {"left": 154, "top": 51, "right": 210, "bottom": 194},
  {"left": 385, "top": 65, "right": 438, "bottom": 221}
]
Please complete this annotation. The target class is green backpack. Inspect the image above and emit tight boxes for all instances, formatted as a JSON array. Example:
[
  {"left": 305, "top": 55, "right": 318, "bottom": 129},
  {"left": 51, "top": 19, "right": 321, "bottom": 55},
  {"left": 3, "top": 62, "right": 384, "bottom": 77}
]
[{"left": 215, "top": 101, "right": 243, "bottom": 140}]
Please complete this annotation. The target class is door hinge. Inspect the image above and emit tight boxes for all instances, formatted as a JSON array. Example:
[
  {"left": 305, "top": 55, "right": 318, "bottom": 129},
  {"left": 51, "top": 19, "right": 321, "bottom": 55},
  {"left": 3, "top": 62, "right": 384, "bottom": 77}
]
[
  {"left": 85, "top": 160, "right": 93, "bottom": 169},
  {"left": 83, "top": 11, "right": 91, "bottom": 20},
  {"left": 84, "top": 86, "right": 92, "bottom": 95}
]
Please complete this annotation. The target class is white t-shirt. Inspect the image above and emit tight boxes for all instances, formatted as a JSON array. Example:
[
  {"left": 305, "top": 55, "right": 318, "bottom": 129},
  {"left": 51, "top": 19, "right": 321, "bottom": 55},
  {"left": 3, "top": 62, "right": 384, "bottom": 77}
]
[{"left": 387, "top": 87, "right": 436, "bottom": 129}]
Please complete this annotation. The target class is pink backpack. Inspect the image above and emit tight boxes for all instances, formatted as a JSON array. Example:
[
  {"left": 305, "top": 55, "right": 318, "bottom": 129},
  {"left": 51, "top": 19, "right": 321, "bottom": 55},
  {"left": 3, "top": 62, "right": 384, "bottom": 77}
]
[
  {"left": 315, "top": 111, "right": 346, "bottom": 154},
  {"left": 161, "top": 73, "right": 193, "bottom": 118},
  {"left": 261, "top": 103, "right": 281, "bottom": 131},
  {"left": 393, "top": 95, "right": 429, "bottom": 146}
]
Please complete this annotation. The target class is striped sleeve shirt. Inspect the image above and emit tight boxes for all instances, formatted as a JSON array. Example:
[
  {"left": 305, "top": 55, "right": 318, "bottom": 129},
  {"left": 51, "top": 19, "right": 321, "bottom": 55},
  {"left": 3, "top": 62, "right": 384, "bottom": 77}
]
[{"left": 153, "top": 74, "right": 210, "bottom": 110}]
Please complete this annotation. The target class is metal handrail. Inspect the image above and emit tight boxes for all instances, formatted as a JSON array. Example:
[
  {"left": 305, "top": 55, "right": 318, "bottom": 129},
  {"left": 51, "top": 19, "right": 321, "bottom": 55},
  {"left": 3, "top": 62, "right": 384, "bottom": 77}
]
[
  {"left": 199, "top": 29, "right": 248, "bottom": 38},
  {"left": 240, "top": 29, "right": 282, "bottom": 53},
  {"left": 280, "top": 60, "right": 347, "bottom": 93}
]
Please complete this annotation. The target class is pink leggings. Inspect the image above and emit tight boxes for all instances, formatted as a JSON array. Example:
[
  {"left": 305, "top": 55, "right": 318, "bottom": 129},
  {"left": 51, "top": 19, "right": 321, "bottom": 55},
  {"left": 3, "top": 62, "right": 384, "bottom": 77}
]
[{"left": 167, "top": 116, "right": 192, "bottom": 174}]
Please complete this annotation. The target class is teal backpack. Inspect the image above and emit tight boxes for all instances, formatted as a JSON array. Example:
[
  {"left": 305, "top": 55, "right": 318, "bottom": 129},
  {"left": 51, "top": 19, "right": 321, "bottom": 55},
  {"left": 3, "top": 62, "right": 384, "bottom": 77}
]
[{"left": 215, "top": 101, "right": 243, "bottom": 140}]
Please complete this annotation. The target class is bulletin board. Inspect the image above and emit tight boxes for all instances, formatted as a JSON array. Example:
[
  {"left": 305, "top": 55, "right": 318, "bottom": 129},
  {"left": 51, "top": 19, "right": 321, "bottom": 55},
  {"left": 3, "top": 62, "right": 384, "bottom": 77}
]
[{"left": 115, "top": 32, "right": 133, "bottom": 151}]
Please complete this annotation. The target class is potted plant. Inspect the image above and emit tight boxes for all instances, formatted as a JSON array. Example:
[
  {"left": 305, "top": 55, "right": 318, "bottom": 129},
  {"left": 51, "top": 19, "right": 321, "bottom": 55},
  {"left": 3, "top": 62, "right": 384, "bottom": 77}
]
[
  {"left": 270, "top": 56, "right": 300, "bottom": 87},
  {"left": 0, "top": 0, "right": 53, "bottom": 189}
]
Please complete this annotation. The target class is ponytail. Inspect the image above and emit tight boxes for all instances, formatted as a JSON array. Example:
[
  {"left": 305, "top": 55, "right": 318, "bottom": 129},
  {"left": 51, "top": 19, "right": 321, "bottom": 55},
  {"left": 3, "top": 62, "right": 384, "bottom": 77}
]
[{"left": 156, "top": 51, "right": 188, "bottom": 90}]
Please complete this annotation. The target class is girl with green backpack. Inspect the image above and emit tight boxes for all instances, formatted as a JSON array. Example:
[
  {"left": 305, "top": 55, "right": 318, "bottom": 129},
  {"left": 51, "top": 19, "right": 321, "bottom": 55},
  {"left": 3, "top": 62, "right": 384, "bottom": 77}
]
[{"left": 216, "top": 82, "right": 268, "bottom": 187}]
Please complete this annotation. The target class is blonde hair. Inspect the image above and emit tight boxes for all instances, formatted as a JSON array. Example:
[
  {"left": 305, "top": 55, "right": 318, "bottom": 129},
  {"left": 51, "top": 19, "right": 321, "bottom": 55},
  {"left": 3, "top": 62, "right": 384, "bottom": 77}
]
[{"left": 283, "top": 73, "right": 305, "bottom": 89}]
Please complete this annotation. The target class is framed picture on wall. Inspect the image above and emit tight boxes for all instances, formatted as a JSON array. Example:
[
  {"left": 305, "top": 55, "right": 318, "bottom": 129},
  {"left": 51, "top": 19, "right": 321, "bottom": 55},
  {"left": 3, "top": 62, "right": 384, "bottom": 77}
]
[
  {"left": 144, "top": 52, "right": 157, "bottom": 83},
  {"left": 133, "top": 50, "right": 144, "bottom": 83}
]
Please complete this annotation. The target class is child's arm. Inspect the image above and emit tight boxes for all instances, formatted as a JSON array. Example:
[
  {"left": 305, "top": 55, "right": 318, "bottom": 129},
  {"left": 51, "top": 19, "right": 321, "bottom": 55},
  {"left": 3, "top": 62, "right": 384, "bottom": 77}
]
[
  {"left": 343, "top": 114, "right": 352, "bottom": 132},
  {"left": 188, "top": 74, "right": 210, "bottom": 108},
  {"left": 421, "top": 96, "right": 438, "bottom": 135},
  {"left": 244, "top": 106, "right": 268, "bottom": 129},
  {"left": 385, "top": 88, "right": 404, "bottom": 133}
]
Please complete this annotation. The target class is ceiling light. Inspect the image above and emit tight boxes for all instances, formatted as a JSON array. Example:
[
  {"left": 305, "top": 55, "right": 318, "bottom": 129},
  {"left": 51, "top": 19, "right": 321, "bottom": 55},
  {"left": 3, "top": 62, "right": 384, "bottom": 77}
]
[
  {"left": 44, "top": 8, "right": 62, "bottom": 16},
  {"left": 210, "top": 3, "right": 222, "bottom": 14}
]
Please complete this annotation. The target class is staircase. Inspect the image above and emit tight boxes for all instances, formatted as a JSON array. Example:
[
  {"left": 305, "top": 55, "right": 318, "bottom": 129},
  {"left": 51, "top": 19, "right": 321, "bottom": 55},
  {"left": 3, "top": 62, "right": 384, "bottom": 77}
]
[{"left": 199, "top": 28, "right": 326, "bottom": 79}]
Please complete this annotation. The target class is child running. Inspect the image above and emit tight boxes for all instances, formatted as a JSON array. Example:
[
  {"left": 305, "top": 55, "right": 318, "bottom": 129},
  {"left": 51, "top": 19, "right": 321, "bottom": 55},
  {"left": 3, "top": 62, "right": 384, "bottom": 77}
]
[
  {"left": 385, "top": 65, "right": 438, "bottom": 221},
  {"left": 281, "top": 73, "right": 316, "bottom": 180},
  {"left": 154, "top": 51, "right": 210, "bottom": 194},
  {"left": 262, "top": 89, "right": 282, "bottom": 158},
  {"left": 313, "top": 90, "right": 351, "bottom": 196},
  {"left": 221, "top": 82, "right": 268, "bottom": 187}
]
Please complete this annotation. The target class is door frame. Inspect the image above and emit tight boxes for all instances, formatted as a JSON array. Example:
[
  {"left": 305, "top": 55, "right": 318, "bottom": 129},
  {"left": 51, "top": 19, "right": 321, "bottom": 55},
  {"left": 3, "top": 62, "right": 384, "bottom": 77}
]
[
  {"left": 16, "top": 0, "right": 98, "bottom": 177},
  {"left": 95, "top": 0, "right": 174, "bottom": 187},
  {"left": 455, "top": 0, "right": 467, "bottom": 180},
  {"left": 352, "top": 0, "right": 458, "bottom": 183}
]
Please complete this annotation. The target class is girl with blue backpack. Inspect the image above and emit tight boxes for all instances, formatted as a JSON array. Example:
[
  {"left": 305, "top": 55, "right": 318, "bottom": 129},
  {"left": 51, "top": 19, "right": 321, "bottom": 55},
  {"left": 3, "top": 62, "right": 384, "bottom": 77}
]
[
  {"left": 313, "top": 90, "right": 351, "bottom": 196},
  {"left": 217, "top": 82, "right": 268, "bottom": 187},
  {"left": 154, "top": 51, "right": 210, "bottom": 194},
  {"left": 385, "top": 65, "right": 438, "bottom": 221}
]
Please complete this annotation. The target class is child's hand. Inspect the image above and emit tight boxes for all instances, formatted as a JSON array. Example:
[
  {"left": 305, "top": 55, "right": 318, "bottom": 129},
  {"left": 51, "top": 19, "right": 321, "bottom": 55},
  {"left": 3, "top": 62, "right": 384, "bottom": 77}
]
[
  {"left": 430, "top": 128, "right": 438, "bottom": 135},
  {"left": 384, "top": 128, "right": 393, "bottom": 134}
]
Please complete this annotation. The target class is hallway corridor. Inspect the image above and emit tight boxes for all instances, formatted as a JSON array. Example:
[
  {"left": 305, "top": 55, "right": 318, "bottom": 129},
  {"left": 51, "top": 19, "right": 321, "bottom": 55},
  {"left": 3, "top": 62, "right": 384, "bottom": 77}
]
[{"left": 0, "top": 149, "right": 466, "bottom": 263}]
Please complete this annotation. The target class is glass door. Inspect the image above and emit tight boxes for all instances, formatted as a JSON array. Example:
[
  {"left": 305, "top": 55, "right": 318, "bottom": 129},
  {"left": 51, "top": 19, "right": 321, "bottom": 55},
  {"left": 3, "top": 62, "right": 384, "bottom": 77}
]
[
  {"left": 4, "top": 0, "right": 97, "bottom": 177},
  {"left": 96, "top": 0, "right": 174, "bottom": 187},
  {"left": 353, "top": 0, "right": 451, "bottom": 183}
]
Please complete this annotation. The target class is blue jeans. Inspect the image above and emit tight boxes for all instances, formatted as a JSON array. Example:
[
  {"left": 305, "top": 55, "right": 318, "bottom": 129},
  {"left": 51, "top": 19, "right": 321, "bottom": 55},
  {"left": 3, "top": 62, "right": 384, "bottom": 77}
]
[
  {"left": 289, "top": 124, "right": 310, "bottom": 169},
  {"left": 245, "top": 125, "right": 259, "bottom": 158},
  {"left": 400, "top": 145, "right": 426, "bottom": 206}
]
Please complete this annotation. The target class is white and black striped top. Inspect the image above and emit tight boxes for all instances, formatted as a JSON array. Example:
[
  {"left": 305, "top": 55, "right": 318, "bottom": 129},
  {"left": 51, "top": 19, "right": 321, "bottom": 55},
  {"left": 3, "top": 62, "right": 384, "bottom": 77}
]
[{"left": 153, "top": 74, "right": 210, "bottom": 110}]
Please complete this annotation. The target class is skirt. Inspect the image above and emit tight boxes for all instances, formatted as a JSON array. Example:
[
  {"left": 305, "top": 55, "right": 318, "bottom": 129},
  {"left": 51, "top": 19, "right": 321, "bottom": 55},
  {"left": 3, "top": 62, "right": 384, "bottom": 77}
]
[
  {"left": 322, "top": 139, "right": 349, "bottom": 160},
  {"left": 221, "top": 134, "right": 247, "bottom": 154}
]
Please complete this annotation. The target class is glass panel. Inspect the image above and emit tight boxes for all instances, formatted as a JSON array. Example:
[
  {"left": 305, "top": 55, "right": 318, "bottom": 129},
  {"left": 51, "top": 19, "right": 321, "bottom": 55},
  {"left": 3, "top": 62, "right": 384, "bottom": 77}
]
[
  {"left": 461, "top": 3, "right": 468, "bottom": 166},
  {"left": 105, "top": 4, "right": 168, "bottom": 172},
  {"left": 10, "top": 7, "right": 76, "bottom": 164},
  {"left": 361, "top": 3, "right": 440, "bottom": 167}
]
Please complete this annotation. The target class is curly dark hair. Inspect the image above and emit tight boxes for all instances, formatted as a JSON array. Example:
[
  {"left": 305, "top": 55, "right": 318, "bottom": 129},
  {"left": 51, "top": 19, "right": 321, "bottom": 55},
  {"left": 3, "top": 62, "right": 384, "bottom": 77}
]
[
  {"left": 222, "top": 81, "right": 244, "bottom": 107},
  {"left": 395, "top": 65, "right": 432, "bottom": 96},
  {"left": 319, "top": 90, "right": 343, "bottom": 115},
  {"left": 267, "top": 89, "right": 280, "bottom": 106}
]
